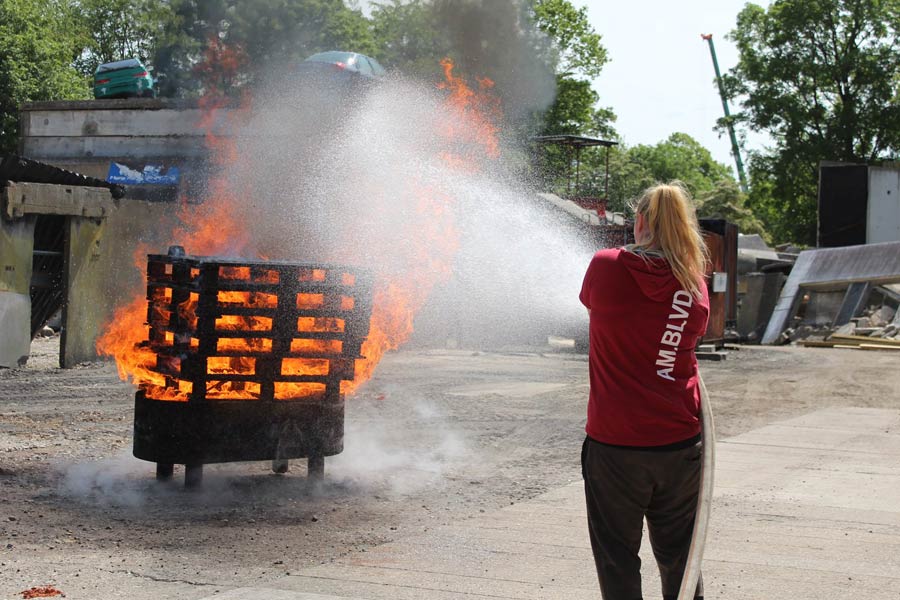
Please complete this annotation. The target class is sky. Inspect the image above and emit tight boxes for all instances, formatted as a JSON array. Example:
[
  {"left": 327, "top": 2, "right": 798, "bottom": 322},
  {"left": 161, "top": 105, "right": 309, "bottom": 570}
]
[{"left": 579, "top": 0, "right": 773, "bottom": 173}]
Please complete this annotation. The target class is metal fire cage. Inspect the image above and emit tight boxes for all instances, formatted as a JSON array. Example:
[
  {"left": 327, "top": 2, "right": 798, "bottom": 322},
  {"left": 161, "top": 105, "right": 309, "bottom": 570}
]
[{"left": 132, "top": 247, "right": 373, "bottom": 487}]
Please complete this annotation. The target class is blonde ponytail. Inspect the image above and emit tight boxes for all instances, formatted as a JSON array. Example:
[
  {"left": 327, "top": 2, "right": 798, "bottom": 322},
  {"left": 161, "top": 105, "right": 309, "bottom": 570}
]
[{"left": 633, "top": 182, "right": 709, "bottom": 298}]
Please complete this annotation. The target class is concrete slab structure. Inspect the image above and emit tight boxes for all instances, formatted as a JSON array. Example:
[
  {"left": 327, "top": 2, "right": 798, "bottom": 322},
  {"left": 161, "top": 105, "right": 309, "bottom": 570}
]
[
  {"left": 736, "top": 271, "right": 785, "bottom": 341},
  {"left": 16, "top": 101, "right": 215, "bottom": 366},
  {"left": 1, "top": 177, "right": 119, "bottom": 366},
  {"left": 18, "top": 99, "right": 228, "bottom": 196},
  {"left": 19, "top": 99, "right": 227, "bottom": 168},
  {"left": 0, "top": 216, "right": 36, "bottom": 366},
  {"left": 197, "top": 407, "right": 900, "bottom": 600},
  {"left": 762, "top": 241, "right": 900, "bottom": 344}
]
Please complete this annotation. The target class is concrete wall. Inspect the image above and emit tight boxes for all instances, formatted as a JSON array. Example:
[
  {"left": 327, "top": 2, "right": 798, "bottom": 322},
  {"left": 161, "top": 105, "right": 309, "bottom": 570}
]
[
  {"left": 17, "top": 100, "right": 210, "bottom": 365},
  {"left": 19, "top": 99, "right": 228, "bottom": 160},
  {"left": 869, "top": 166, "right": 900, "bottom": 244},
  {"left": 61, "top": 217, "right": 106, "bottom": 367},
  {"left": 55, "top": 199, "right": 177, "bottom": 366},
  {"left": 736, "top": 272, "right": 785, "bottom": 342},
  {"left": 0, "top": 217, "right": 35, "bottom": 367}
]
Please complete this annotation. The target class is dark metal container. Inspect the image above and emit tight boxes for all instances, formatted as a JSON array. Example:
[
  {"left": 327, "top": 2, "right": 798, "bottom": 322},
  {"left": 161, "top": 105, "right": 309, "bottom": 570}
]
[{"left": 132, "top": 249, "right": 373, "bottom": 486}]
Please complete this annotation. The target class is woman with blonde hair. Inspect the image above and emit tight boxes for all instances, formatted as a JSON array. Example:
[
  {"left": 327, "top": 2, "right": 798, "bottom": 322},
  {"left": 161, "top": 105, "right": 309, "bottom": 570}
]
[{"left": 579, "top": 182, "right": 709, "bottom": 600}]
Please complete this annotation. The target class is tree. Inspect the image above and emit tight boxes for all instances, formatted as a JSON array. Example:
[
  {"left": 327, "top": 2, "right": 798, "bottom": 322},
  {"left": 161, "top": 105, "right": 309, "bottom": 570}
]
[
  {"left": 369, "top": 0, "right": 449, "bottom": 78},
  {"left": 0, "top": 0, "right": 88, "bottom": 154},
  {"left": 585, "top": 134, "right": 739, "bottom": 214},
  {"left": 696, "top": 179, "right": 769, "bottom": 240},
  {"left": 72, "top": 0, "right": 174, "bottom": 78},
  {"left": 532, "top": 0, "right": 607, "bottom": 80},
  {"left": 152, "top": 0, "right": 374, "bottom": 97},
  {"left": 520, "top": 0, "right": 616, "bottom": 193},
  {"left": 627, "top": 133, "right": 735, "bottom": 198},
  {"left": 725, "top": 0, "right": 900, "bottom": 244},
  {"left": 532, "top": 0, "right": 611, "bottom": 136},
  {"left": 540, "top": 77, "right": 600, "bottom": 136}
]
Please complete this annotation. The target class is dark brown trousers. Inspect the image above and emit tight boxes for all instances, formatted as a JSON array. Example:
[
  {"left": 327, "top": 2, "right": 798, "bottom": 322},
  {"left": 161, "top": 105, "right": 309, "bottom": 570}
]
[{"left": 582, "top": 436, "right": 704, "bottom": 600}]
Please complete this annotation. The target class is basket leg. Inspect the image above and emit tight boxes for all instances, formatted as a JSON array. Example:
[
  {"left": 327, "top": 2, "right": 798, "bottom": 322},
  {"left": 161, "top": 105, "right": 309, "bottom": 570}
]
[
  {"left": 307, "top": 456, "right": 324, "bottom": 479},
  {"left": 272, "top": 459, "right": 289, "bottom": 474},
  {"left": 185, "top": 463, "right": 203, "bottom": 488},
  {"left": 156, "top": 463, "right": 174, "bottom": 481}
]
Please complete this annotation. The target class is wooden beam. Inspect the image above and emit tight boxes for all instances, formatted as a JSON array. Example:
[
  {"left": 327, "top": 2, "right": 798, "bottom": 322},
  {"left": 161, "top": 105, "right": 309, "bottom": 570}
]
[
  {"left": 858, "top": 344, "right": 900, "bottom": 351},
  {"left": 3, "top": 182, "right": 115, "bottom": 220},
  {"left": 830, "top": 333, "right": 900, "bottom": 346}
]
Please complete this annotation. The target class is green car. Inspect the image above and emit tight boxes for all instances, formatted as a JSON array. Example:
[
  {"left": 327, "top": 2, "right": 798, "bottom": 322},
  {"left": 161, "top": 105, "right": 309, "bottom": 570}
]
[{"left": 93, "top": 58, "right": 156, "bottom": 99}]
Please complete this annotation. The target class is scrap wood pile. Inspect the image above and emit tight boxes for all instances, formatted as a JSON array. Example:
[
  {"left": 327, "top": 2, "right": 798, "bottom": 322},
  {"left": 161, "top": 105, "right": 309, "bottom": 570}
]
[{"left": 797, "top": 304, "right": 900, "bottom": 351}]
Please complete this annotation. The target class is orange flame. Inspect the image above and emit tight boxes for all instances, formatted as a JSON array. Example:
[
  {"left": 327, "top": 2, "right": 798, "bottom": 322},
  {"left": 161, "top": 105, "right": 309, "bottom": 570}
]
[
  {"left": 340, "top": 59, "right": 501, "bottom": 392},
  {"left": 97, "top": 50, "right": 502, "bottom": 401},
  {"left": 437, "top": 58, "right": 501, "bottom": 164}
]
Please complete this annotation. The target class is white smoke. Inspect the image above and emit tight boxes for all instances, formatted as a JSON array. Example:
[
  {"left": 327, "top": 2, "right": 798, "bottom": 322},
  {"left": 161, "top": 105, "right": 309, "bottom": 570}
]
[{"left": 329, "top": 396, "right": 468, "bottom": 496}]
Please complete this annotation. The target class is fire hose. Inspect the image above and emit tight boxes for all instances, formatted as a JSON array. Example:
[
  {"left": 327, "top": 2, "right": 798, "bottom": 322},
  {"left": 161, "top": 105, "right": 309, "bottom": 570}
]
[{"left": 677, "top": 370, "right": 716, "bottom": 600}]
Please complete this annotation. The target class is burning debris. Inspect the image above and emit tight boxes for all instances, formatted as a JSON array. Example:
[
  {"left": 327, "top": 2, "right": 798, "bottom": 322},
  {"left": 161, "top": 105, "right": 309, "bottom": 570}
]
[
  {"left": 97, "top": 52, "right": 501, "bottom": 393},
  {"left": 88, "top": 41, "right": 597, "bottom": 491},
  {"left": 132, "top": 247, "right": 373, "bottom": 486}
]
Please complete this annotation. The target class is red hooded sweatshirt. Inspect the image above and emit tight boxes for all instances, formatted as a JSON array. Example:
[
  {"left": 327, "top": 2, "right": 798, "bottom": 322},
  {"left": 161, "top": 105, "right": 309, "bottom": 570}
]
[{"left": 579, "top": 247, "right": 709, "bottom": 447}]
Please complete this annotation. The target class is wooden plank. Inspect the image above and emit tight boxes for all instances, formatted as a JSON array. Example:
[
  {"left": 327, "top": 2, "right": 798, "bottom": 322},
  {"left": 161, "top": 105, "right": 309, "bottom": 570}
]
[
  {"left": 859, "top": 344, "right": 900, "bottom": 351},
  {"left": 3, "top": 182, "right": 114, "bottom": 219},
  {"left": 798, "top": 340, "right": 861, "bottom": 349},
  {"left": 831, "top": 333, "right": 900, "bottom": 346}
]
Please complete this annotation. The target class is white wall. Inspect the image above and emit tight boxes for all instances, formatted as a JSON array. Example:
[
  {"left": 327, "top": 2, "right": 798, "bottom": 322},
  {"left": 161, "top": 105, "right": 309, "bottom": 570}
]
[{"left": 868, "top": 166, "right": 900, "bottom": 244}]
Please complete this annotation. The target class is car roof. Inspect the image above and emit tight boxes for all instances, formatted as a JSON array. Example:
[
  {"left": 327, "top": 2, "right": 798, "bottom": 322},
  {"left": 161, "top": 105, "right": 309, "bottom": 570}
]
[
  {"left": 305, "top": 51, "right": 360, "bottom": 64},
  {"left": 96, "top": 58, "right": 143, "bottom": 73}
]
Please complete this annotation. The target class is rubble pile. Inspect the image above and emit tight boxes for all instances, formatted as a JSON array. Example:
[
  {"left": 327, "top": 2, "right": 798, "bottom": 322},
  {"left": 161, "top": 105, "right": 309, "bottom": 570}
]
[{"left": 792, "top": 299, "right": 900, "bottom": 351}]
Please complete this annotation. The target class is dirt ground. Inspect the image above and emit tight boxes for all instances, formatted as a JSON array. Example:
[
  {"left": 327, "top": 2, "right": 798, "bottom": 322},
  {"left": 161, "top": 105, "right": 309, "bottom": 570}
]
[{"left": 1, "top": 336, "right": 898, "bottom": 599}]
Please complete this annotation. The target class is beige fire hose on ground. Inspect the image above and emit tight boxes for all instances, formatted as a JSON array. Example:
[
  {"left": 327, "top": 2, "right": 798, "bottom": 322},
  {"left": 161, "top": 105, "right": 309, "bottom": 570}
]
[{"left": 677, "top": 371, "right": 716, "bottom": 600}]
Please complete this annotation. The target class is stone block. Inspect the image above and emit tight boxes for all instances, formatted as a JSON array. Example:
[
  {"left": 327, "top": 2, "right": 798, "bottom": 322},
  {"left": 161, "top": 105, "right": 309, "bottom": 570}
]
[{"left": 0, "top": 292, "right": 30, "bottom": 367}]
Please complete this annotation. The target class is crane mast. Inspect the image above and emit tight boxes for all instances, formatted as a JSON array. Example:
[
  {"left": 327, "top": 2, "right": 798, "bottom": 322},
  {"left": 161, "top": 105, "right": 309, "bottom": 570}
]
[{"left": 702, "top": 33, "right": 748, "bottom": 193}]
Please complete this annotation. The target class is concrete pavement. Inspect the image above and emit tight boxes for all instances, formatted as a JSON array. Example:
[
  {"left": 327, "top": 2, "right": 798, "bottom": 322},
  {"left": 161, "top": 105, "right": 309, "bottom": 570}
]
[{"left": 200, "top": 407, "right": 900, "bottom": 600}]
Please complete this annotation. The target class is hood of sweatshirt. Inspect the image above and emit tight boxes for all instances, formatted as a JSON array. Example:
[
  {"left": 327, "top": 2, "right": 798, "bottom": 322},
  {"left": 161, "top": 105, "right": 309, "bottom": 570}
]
[{"left": 619, "top": 246, "right": 679, "bottom": 302}]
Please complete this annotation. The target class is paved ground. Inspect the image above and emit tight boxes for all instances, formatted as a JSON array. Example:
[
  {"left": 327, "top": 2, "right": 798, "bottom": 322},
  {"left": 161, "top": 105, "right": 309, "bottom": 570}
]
[
  {"left": 3, "top": 340, "right": 900, "bottom": 599},
  {"left": 200, "top": 407, "right": 900, "bottom": 600}
]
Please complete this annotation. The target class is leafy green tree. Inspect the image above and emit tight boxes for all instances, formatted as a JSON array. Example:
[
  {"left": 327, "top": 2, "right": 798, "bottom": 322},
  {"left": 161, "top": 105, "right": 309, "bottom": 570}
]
[
  {"left": 532, "top": 0, "right": 607, "bottom": 80},
  {"left": 152, "top": 0, "right": 374, "bottom": 96},
  {"left": 72, "top": 0, "right": 174, "bottom": 78},
  {"left": 603, "top": 146, "right": 654, "bottom": 211},
  {"left": 579, "top": 134, "right": 738, "bottom": 215},
  {"left": 540, "top": 77, "right": 599, "bottom": 135},
  {"left": 369, "top": 0, "right": 610, "bottom": 130},
  {"left": 696, "top": 179, "right": 769, "bottom": 239},
  {"left": 725, "top": 0, "right": 900, "bottom": 244},
  {"left": 532, "top": 0, "right": 611, "bottom": 136},
  {"left": 533, "top": 77, "right": 619, "bottom": 201},
  {"left": 0, "top": 0, "right": 88, "bottom": 153},
  {"left": 369, "top": 0, "right": 448, "bottom": 77},
  {"left": 521, "top": 0, "right": 616, "bottom": 193},
  {"left": 627, "top": 132, "right": 735, "bottom": 198}
]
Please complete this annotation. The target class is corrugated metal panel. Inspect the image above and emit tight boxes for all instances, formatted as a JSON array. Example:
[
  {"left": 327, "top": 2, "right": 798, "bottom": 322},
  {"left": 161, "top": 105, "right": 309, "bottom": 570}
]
[{"left": 0, "top": 154, "right": 125, "bottom": 199}]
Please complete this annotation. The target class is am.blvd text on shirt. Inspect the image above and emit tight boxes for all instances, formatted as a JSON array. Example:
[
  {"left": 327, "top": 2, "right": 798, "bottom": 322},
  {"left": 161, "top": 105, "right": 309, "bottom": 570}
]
[{"left": 655, "top": 290, "right": 693, "bottom": 381}]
